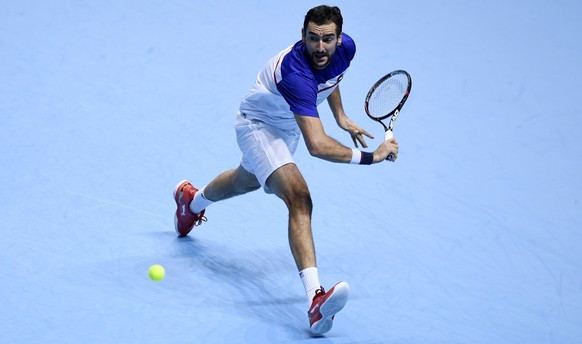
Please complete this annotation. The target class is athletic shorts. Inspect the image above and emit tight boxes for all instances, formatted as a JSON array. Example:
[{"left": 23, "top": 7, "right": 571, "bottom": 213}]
[{"left": 235, "top": 111, "right": 301, "bottom": 193}]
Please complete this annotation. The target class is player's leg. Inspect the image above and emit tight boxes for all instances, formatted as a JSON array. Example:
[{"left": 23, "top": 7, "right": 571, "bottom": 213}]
[
  {"left": 200, "top": 165, "right": 261, "bottom": 203},
  {"left": 266, "top": 163, "right": 349, "bottom": 336},
  {"left": 265, "top": 163, "right": 315, "bottom": 271},
  {"left": 174, "top": 165, "right": 260, "bottom": 237}
]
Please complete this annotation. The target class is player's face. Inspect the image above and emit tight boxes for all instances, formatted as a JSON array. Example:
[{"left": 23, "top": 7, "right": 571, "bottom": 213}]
[{"left": 302, "top": 22, "right": 342, "bottom": 70}]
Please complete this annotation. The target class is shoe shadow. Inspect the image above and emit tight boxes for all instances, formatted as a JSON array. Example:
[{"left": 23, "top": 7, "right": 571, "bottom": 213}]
[{"left": 171, "top": 235, "right": 311, "bottom": 340}]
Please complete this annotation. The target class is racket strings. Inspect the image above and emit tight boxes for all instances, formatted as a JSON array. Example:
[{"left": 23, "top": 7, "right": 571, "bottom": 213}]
[{"left": 367, "top": 74, "right": 408, "bottom": 118}]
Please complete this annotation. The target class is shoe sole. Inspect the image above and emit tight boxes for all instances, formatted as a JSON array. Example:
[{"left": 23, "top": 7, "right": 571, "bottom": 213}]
[
  {"left": 311, "top": 282, "right": 350, "bottom": 336},
  {"left": 173, "top": 180, "right": 188, "bottom": 237}
]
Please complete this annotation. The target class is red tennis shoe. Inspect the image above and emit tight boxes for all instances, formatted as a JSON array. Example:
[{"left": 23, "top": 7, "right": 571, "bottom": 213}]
[
  {"left": 173, "top": 180, "right": 206, "bottom": 237},
  {"left": 308, "top": 281, "right": 350, "bottom": 336}
]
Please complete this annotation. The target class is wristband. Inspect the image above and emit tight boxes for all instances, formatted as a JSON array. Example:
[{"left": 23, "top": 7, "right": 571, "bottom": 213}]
[
  {"left": 350, "top": 148, "right": 362, "bottom": 164},
  {"left": 360, "top": 151, "right": 374, "bottom": 165},
  {"left": 350, "top": 149, "right": 374, "bottom": 165}
]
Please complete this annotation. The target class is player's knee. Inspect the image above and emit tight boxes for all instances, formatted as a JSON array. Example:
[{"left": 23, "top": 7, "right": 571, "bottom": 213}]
[{"left": 288, "top": 188, "right": 313, "bottom": 214}]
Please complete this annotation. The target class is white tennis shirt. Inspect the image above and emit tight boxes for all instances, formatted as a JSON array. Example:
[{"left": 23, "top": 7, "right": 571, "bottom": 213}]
[{"left": 239, "top": 33, "right": 356, "bottom": 130}]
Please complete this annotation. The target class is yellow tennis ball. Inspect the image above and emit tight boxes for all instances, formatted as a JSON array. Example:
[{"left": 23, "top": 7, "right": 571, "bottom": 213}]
[{"left": 148, "top": 264, "right": 165, "bottom": 282}]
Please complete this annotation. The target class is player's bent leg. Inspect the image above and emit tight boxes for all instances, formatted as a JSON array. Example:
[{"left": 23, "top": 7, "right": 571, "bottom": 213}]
[
  {"left": 266, "top": 163, "right": 315, "bottom": 272},
  {"left": 203, "top": 165, "right": 261, "bottom": 202},
  {"left": 267, "top": 164, "right": 349, "bottom": 335},
  {"left": 174, "top": 166, "right": 259, "bottom": 237}
]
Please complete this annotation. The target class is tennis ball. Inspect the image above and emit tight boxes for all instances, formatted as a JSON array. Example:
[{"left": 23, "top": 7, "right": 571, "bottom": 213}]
[{"left": 148, "top": 264, "right": 165, "bottom": 282}]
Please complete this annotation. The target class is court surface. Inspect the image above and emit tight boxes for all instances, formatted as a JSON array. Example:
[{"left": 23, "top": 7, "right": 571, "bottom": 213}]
[{"left": 1, "top": 1, "right": 581, "bottom": 343}]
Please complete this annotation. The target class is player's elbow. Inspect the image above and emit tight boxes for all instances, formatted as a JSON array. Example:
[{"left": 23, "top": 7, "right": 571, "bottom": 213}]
[
  {"left": 306, "top": 141, "right": 325, "bottom": 158},
  {"left": 307, "top": 147, "right": 322, "bottom": 158}
]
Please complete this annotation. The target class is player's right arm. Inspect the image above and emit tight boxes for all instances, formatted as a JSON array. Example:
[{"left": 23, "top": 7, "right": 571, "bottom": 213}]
[{"left": 294, "top": 114, "right": 397, "bottom": 163}]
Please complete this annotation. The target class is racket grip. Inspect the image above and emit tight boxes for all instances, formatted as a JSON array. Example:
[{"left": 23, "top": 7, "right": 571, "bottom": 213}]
[{"left": 385, "top": 130, "right": 395, "bottom": 161}]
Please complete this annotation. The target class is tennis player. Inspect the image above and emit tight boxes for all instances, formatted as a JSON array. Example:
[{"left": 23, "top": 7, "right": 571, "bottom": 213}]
[{"left": 173, "top": 5, "right": 398, "bottom": 335}]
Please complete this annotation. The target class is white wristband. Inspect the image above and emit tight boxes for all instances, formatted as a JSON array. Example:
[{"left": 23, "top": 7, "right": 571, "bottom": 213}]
[{"left": 350, "top": 148, "right": 362, "bottom": 164}]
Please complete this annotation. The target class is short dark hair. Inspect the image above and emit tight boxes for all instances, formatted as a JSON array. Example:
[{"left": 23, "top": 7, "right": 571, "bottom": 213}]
[{"left": 303, "top": 5, "right": 343, "bottom": 36}]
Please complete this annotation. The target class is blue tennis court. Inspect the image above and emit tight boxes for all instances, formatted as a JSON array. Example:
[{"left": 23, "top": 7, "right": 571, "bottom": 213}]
[{"left": 1, "top": 1, "right": 581, "bottom": 343}]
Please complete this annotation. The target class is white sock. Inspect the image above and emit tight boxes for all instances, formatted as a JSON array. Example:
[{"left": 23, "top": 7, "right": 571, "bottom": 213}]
[
  {"left": 190, "top": 186, "right": 213, "bottom": 214},
  {"left": 299, "top": 267, "right": 321, "bottom": 304}
]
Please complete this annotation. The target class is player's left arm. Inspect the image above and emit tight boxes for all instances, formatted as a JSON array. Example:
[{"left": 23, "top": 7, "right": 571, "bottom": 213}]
[{"left": 327, "top": 86, "right": 374, "bottom": 148}]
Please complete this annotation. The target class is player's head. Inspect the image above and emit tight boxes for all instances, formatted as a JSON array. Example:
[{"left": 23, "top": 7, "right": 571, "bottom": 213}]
[
  {"left": 302, "top": 5, "right": 343, "bottom": 70},
  {"left": 303, "top": 5, "right": 343, "bottom": 36}
]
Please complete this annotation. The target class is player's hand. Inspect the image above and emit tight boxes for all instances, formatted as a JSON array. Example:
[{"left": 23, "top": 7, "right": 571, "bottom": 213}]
[
  {"left": 373, "top": 138, "right": 399, "bottom": 163},
  {"left": 337, "top": 117, "right": 374, "bottom": 148}
]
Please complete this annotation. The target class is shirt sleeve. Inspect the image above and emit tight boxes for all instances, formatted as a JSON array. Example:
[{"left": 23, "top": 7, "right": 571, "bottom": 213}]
[{"left": 276, "top": 72, "right": 319, "bottom": 117}]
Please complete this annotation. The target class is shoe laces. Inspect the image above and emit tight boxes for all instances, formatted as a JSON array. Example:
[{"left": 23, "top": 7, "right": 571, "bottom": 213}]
[
  {"left": 193, "top": 208, "right": 207, "bottom": 226},
  {"left": 195, "top": 216, "right": 207, "bottom": 226},
  {"left": 314, "top": 287, "right": 326, "bottom": 299}
]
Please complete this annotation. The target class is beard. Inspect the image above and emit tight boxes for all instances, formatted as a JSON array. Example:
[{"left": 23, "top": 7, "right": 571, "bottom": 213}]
[{"left": 310, "top": 50, "right": 333, "bottom": 69}]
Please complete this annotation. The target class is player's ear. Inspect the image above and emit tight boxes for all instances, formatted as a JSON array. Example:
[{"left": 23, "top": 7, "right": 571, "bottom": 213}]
[
  {"left": 301, "top": 28, "right": 305, "bottom": 42},
  {"left": 337, "top": 32, "right": 342, "bottom": 46}
]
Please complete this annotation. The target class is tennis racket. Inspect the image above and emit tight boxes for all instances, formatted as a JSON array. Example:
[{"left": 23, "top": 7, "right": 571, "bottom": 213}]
[{"left": 364, "top": 70, "right": 412, "bottom": 161}]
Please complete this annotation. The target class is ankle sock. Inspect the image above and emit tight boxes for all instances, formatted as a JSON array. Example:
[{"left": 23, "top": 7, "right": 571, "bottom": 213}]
[
  {"left": 299, "top": 267, "right": 321, "bottom": 303},
  {"left": 190, "top": 186, "right": 213, "bottom": 214}
]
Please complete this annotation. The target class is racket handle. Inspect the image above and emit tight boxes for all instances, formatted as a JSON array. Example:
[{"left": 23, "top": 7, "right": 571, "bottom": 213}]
[{"left": 384, "top": 130, "right": 395, "bottom": 161}]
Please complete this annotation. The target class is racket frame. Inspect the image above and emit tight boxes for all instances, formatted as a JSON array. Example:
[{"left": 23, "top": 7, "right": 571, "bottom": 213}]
[{"left": 364, "top": 69, "right": 412, "bottom": 160}]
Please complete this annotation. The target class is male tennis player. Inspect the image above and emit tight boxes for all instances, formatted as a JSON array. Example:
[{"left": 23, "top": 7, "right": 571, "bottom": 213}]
[{"left": 173, "top": 5, "right": 398, "bottom": 335}]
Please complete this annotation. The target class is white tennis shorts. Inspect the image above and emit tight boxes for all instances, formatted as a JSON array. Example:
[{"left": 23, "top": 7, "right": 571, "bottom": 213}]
[{"left": 235, "top": 111, "right": 301, "bottom": 193}]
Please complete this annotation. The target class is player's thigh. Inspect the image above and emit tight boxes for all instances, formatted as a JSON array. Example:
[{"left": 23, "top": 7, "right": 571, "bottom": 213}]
[
  {"left": 266, "top": 163, "right": 311, "bottom": 207},
  {"left": 233, "top": 165, "right": 261, "bottom": 193}
]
